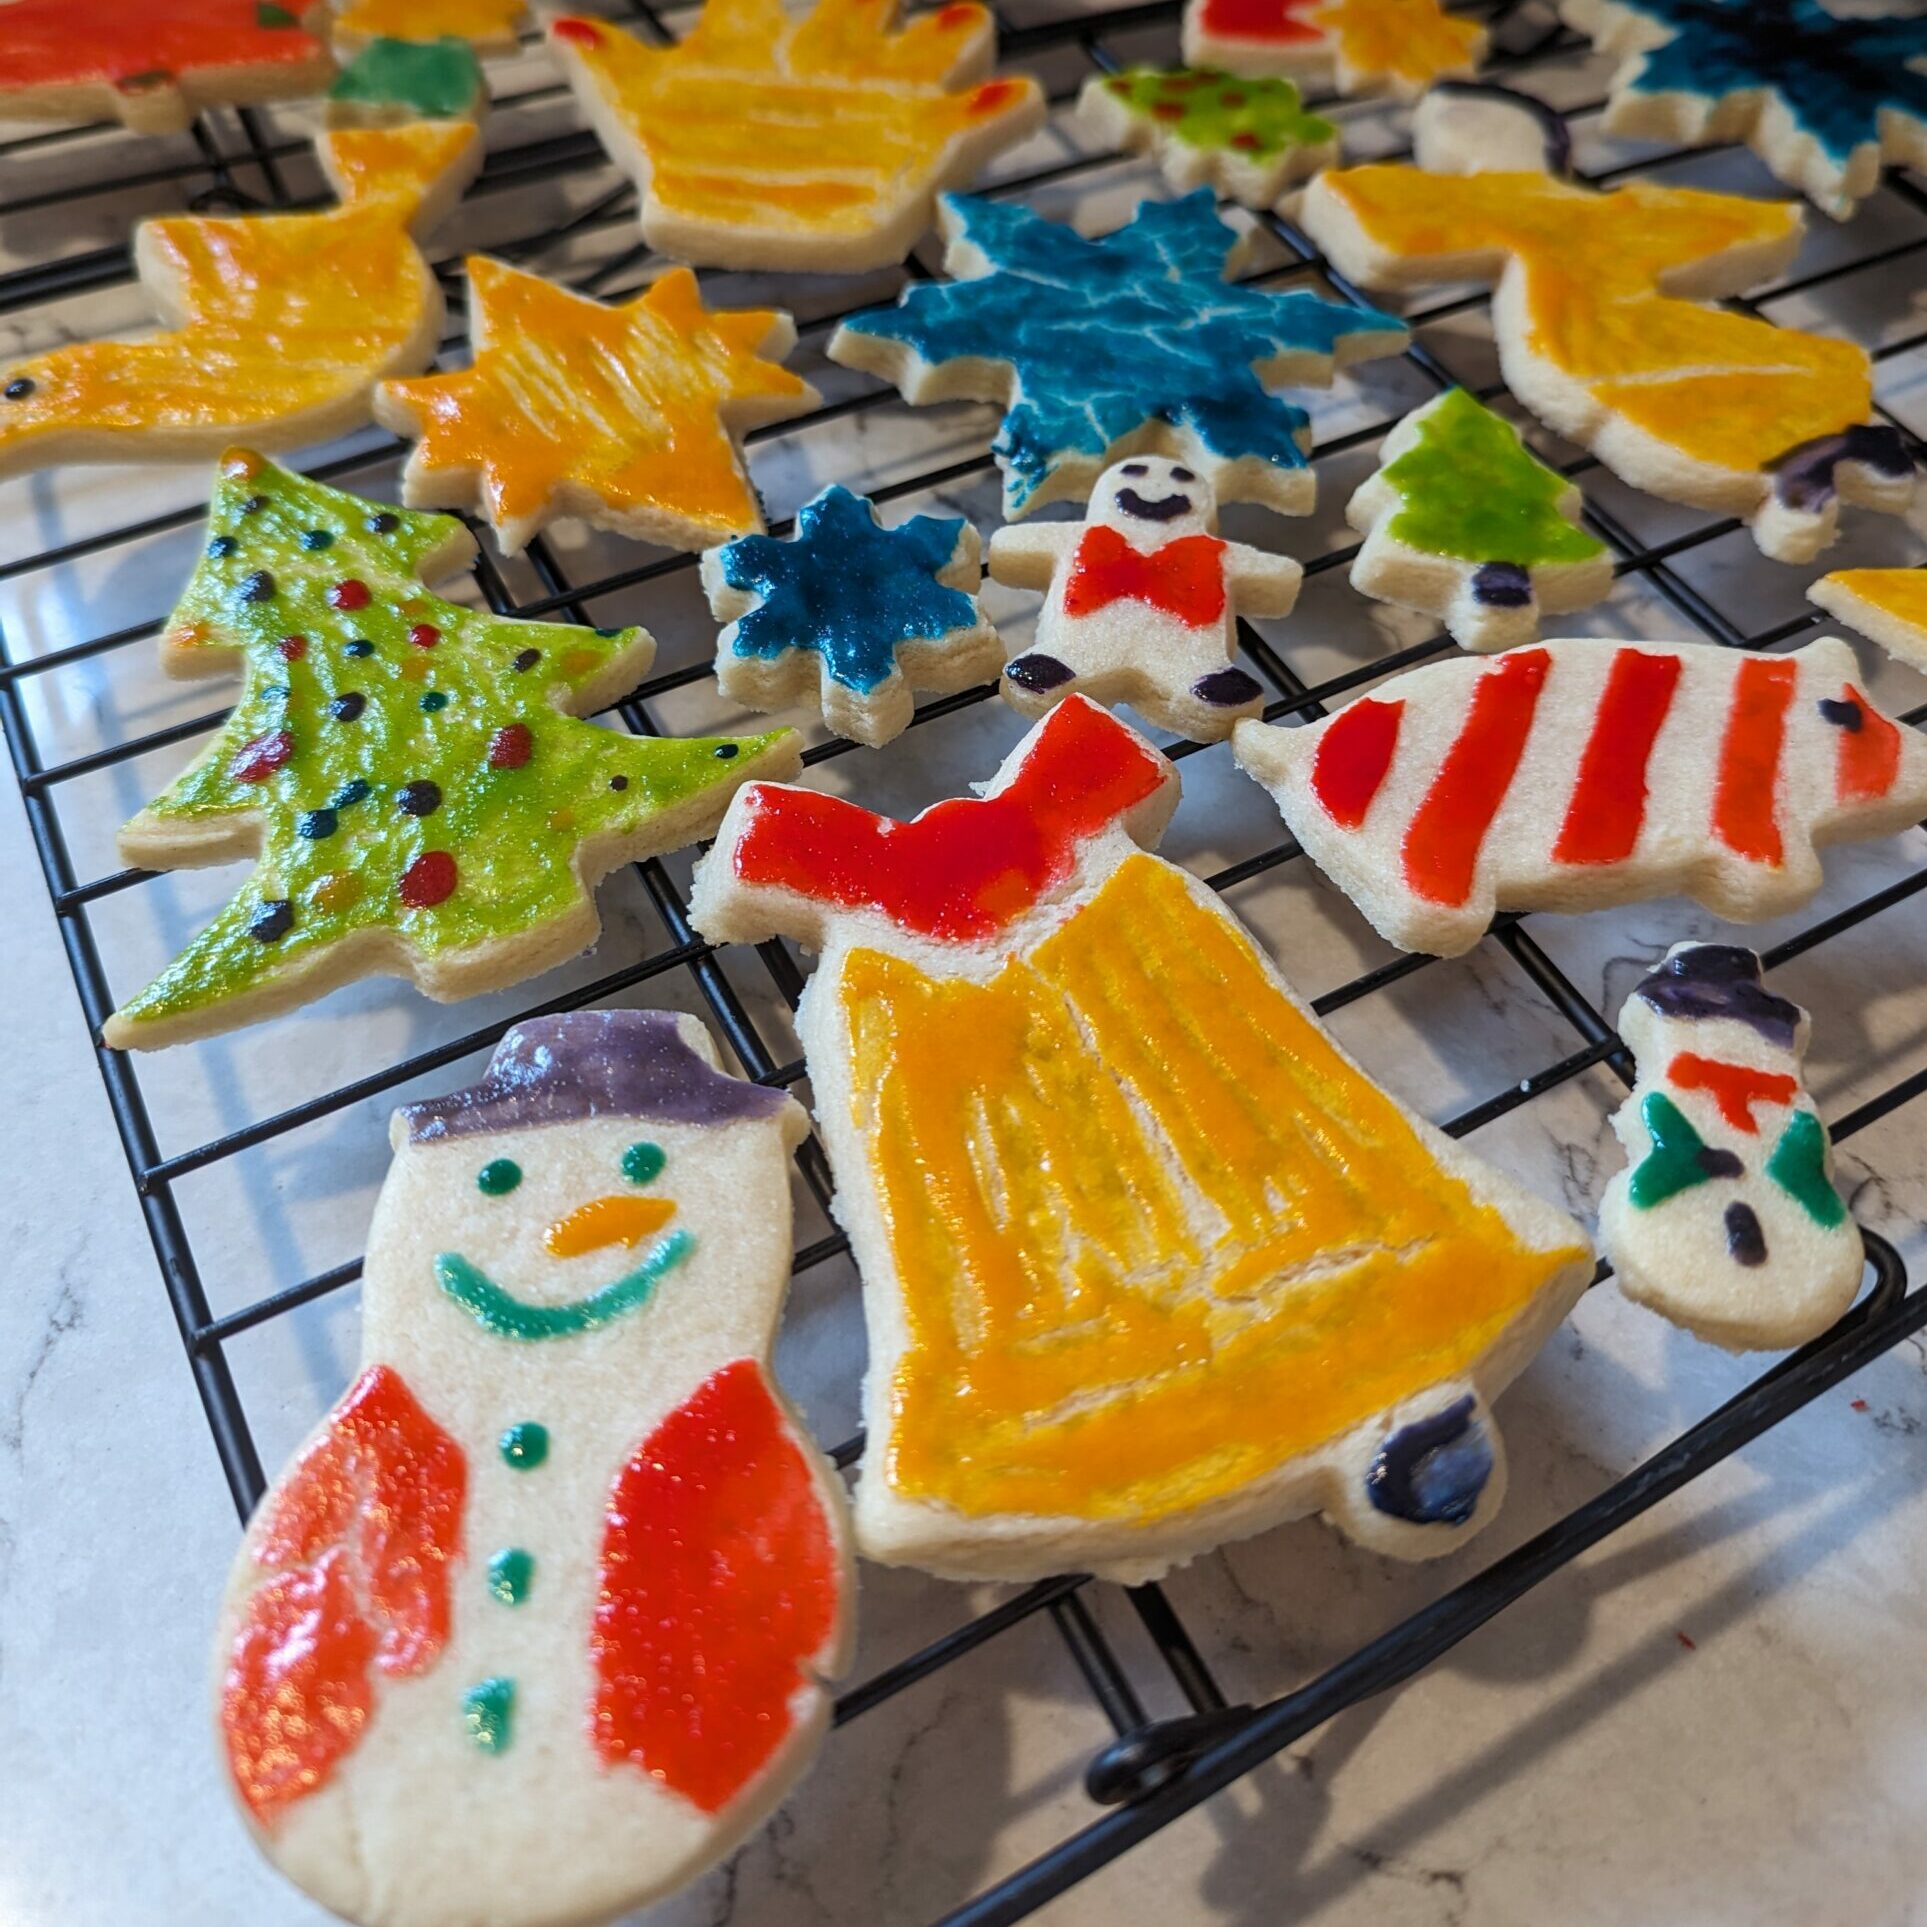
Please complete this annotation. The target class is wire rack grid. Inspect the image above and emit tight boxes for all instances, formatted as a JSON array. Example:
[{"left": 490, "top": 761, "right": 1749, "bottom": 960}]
[{"left": 3, "top": 3, "right": 1927, "bottom": 1921}]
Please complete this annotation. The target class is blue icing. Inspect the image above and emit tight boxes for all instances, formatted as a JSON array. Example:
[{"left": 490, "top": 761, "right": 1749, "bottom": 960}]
[
  {"left": 839, "top": 191, "right": 1403, "bottom": 512},
  {"left": 1365, "top": 1395, "right": 1493, "bottom": 1528},
  {"left": 716, "top": 485, "right": 978, "bottom": 695},
  {"left": 1610, "top": 0, "right": 1927, "bottom": 166}
]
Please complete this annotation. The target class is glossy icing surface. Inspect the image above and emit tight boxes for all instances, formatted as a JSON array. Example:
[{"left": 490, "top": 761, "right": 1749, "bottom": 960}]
[
  {"left": 328, "top": 36, "right": 483, "bottom": 117},
  {"left": 715, "top": 484, "right": 980, "bottom": 694},
  {"left": 1668, "top": 1053, "right": 1796, "bottom": 1133},
  {"left": 591, "top": 1359, "right": 840, "bottom": 1811},
  {"left": 837, "top": 190, "right": 1402, "bottom": 511},
  {"left": 0, "top": 126, "right": 474, "bottom": 465},
  {"left": 380, "top": 260, "right": 810, "bottom": 547},
  {"left": 113, "top": 457, "right": 788, "bottom": 1038},
  {"left": 1711, "top": 655, "right": 1794, "bottom": 867},
  {"left": 1310, "top": 695, "right": 1401, "bottom": 830},
  {"left": 843, "top": 853, "right": 1582, "bottom": 1522},
  {"left": 1634, "top": 944, "right": 1799, "bottom": 1047},
  {"left": 1820, "top": 568, "right": 1927, "bottom": 643},
  {"left": 549, "top": 0, "right": 1039, "bottom": 251},
  {"left": 0, "top": 0, "right": 325, "bottom": 90},
  {"left": 1063, "top": 527, "right": 1228, "bottom": 626},
  {"left": 1096, "top": 66, "right": 1335, "bottom": 157},
  {"left": 1374, "top": 388, "right": 1603, "bottom": 567},
  {"left": 1550, "top": 648, "right": 1681, "bottom": 867},
  {"left": 222, "top": 1365, "right": 465, "bottom": 1821},
  {"left": 434, "top": 1230, "right": 692, "bottom": 1340},
  {"left": 1194, "top": 0, "right": 1481, "bottom": 91},
  {"left": 335, "top": 0, "right": 524, "bottom": 41}
]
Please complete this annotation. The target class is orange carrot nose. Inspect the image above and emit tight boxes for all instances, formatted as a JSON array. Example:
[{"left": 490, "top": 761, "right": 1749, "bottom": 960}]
[{"left": 544, "top": 1195, "right": 676, "bottom": 1258}]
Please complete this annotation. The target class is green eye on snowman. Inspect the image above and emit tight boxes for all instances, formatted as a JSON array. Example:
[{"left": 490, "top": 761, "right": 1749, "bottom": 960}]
[{"left": 474, "top": 1144, "right": 665, "bottom": 1197}]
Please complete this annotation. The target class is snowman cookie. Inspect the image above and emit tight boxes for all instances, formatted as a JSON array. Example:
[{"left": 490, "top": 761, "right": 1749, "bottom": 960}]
[
  {"left": 988, "top": 457, "right": 1301, "bottom": 740},
  {"left": 1601, "top": 944, "right": 1861, "bottom": 1351},
  {"left": 215, "top": 1010, "right": 854, "bottom": 1927}
]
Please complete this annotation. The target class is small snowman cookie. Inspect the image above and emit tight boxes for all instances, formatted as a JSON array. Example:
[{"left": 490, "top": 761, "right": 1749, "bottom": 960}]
[
  {"left": 215, "top": 1010, "right": 854, "bottom": 1927},
  {"left": 988, "top": 457, "right": 1301, "bottom": 740},
  {"left": 1600, "top": 944, "right": 1861, "bottom": 1351}
]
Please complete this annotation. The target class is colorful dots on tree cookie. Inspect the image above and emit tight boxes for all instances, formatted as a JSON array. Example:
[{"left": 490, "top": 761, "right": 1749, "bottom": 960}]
[
  {"left": 1346, "top": 388, "right": 1611, "bottom": 653},
  {"left": 988, "top": 457, "right": 1301, "bottom": 741},
  {"left": 1560, "top": 0, "right": 1927, "bottom": 221},
  {"left": 1077, "top": 66, "right": 1337, "bottom": 209},
  {"left": 691, "top": 696, "right": 1592, "bottom": 1582},
  {"left": 104, "top": 457, "right": 800, "bottom": 1050},
  {"left": 0, "top": 124, "right": 479, "bottom": 480},
  {"left": 1297, "top": 86, "right": 1916, "bottom": 564},
  {"left": 1809, "top": 569, "right": 1927, "bottom": 675},
  {"left": 547, "top": 0, "right": 1045, "bottom": 273},
  {"left": 332, "top": 0, "right": 525, "bottom": 53},
  {"left": 0, "top": 0, "right": 335, "bottom": 134},
  {"left": 1600, "top": 944, "right": 1861, "bottom": 1351},
  {"left": 830, "top": 190, "right": 1406, "bottom": 519},
  {"left": 325, "top": 35, "right": 486, "bottom": 124},
  {"left": 1232, "top": 635, "right": 1927, "bottom": 958},
  {"left": 375, "top": 260, "right": 816, "bottom": 557},
  {"left": 703, "top": 484, "right": 1001, "bottom": 749},
  {"left": 215, "top": 1009, "right": 853, "bottom": 1924},
  {"left": 1182, "top": 0, "right": 1485, "bottom": 97}
]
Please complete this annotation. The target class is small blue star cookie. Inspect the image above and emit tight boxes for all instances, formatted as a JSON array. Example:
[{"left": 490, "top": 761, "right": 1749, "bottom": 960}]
[{"left": 702, "top": 484, "right": 1002, "bottom": 747}]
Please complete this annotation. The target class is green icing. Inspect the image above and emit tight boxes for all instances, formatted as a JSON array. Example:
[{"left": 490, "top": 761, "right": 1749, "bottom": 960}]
[
  {"left": 487, "top": 1547, "right": 535, "bottom": 1607},
  {"left": 499, "top": 1421, "right": 548, "bottom": 1469},
  {"left": 1627, "top": 1092, "right": 1722, "bottom": 1209},
  {"left": 620, "top": 1139, "right": 665, "bottom": 1185},
  {"left": 1764, "top": 1110, "right": 1848, "bottom": 1228},
  {"left": 328, "top": 38, "right": 484, "bottom": 120},
  {"left": 476, "top": 1157, "right": 522, "bottom": 1196},
  {"left": 462, "top": 1677, "right": 515, "bottom": 1753},
  {"left": 1377, "top": 388, "right": 1606, "bottom": 568},
  {"left": 1101, "top": 66, "right": 1334, "bottom": 160},
  {"left": 435, "top": 1227, "right": 693, "bottom": 1339},
  {"left": 115, "top": 458, "right": 789, "bottom": 1037}
]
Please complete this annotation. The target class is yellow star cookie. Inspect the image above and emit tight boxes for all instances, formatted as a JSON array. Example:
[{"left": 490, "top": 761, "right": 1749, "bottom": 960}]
[{"left": 374, "top": 258, "right": 818, "bottom": 555}]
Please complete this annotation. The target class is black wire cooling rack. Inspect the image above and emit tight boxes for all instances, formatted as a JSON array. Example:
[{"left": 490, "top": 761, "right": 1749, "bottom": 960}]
[{"left": 4, "top": 3, "right": 1927, "bottom": 1921}]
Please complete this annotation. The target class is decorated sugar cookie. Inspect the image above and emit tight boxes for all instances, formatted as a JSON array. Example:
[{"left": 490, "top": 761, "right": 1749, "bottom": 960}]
[
  {"left": 691, "top": 695, "right": 1592, "bottom": 1582},
  {"left": 1561, "top": 0, "right": 1927, "bottom": 221},
  {"left": 332, "top": 0, "right": 525, "bottom": 52},
  {"left": 1600, "top": 944, "right": 1860, "bottom": 1351},
  {"left": 1076, "top": 67, "right": 1338, "bottom": 208},
  {"left": 1182, "top": 0, "right": 1485, "bottom": 97},
  {"left": 104, "top": 456, "right": 798, "bottom": 1050},
  {"left": 375, "top": 260, "right": 816, "bottom": 557},
  {"left": 1233, "top": 636, "right": 1927, "bottom": 958},
  {"left": 216, "top": 1009, "right": 853, "bottom": 1927},
  {"left": 0, "top": 125, "right": 478, "bottom": 480},
  {"left": 1347, "top": 388, "right": 1611, "bottom": 653},
  {"left": 703, "top": 486, "right": 1000, "bottom": 749},
  {"left": 0, "top": 0, "right": 334, "bottom": 133},
  {"left": 1809, "top": 569, "right": 1927, "bottom": 675},
  {"left": 830, "top": 191, "right": 1406, "bottom": 519},
  {"left": 547, "top": 0, "right": 1045, "bottom": 274},
  {"left": 988, "top": 457, "right": 1300, "bottom": 740},
  {"left": 1296, "top": 86, "right": 1917, "bottom": 564},
  {"left": 326, "top": 36, "right": 486, "bottom": 123}
]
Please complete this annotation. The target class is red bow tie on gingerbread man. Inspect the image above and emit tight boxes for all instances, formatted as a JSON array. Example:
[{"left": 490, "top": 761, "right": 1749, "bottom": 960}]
[{"left": 1063, "top": 526, "right": 1228, "bottom": 626}]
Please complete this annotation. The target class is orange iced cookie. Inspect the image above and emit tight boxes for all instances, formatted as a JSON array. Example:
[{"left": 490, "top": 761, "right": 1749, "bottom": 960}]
[
  {"left": 1183, "top": 0, "right": 1484, "bottom": 97},
  {"left": 1810, "top": 569, "right": 1927, "bottom": 674},
  {"left": 333, "top": 0, "right": 525, "bottom": 53}
]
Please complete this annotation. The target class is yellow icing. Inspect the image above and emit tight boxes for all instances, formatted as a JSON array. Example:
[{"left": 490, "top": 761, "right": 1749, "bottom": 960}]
[
  {"left": 378, "top": 258, "right": 812, "bottom": 542},
  {"left": 842, "top": 854, "right": 1582, "bottom": 1523},
  {"left": 1318, "top": 0, "right": 1481, "bottom": 91},
  {"left": 552, "top": 0, "right": 1041, "bottom": 245},
  {"left": 0, "top": 125, "right": 474, "bottom": 459},
  {"left": 1822, "top": 568, "right": 1927, "bottom": 642},
  {"left": 1317, "top": 167, "right": 1870, "bottom": 478},
  {"left": 334, "top": 0, "right": 523, "bottom": 44}
]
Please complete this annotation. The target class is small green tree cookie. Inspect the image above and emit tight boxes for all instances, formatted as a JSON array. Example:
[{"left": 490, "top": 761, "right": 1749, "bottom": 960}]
[
  {"left": 1078, "top": 66, "right": 1337, "bottom": 208},
  {"left": 1346, "top": 388, "right": 1612, "bottom": 652},
  {"left": 106, "top": 450, "right": 799, "bottom": 1049}
]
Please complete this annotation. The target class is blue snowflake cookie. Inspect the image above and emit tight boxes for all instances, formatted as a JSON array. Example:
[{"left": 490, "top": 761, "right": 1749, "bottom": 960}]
[
  {"left": 702, "top": 484, "right": 1002, "bottom": 748},
  {"left": 827, "top": 190, "right": 1408, "bottom": 518}
]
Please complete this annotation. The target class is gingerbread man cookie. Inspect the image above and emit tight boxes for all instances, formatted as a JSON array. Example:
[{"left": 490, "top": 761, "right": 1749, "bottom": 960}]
[
  {"left": 691, "top": 695, "right": 1592, "bottom": 1582},
  {"left": 216, "top": 1009, "right": 853, "bottom": 1927},
  {"left": 988, "top": 457, "right": 1300, "bottom": 740}
]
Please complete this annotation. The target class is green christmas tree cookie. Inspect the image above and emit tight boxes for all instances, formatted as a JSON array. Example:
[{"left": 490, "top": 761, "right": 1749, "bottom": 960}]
[
  {"left": 106, "top": 450, "right": 799, "bottom": 1050},
  {"left": 1346, "top": 388, "right": 1612, "bottom": 653},
  {"left": 1078, "top": 65, "right": 1337, "bottom": 208}
]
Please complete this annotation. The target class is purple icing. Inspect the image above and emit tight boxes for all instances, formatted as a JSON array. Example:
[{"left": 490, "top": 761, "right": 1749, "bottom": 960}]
[
  {"left": 1471, "top": 561, "right": 1533, "bottom": 608},
  {"left": 1696, "top": 1144, "right": 1745, "bottom": 1181},
  {"left": 1724, "top": 1200, "right": 1768, "bottom": 1267},
  {"left": 1428, "top": 81, "right": 1573, "bottom": 178},
  {"left": 1192, "top": 666, "right": 1263, "bottom": 707},
  {"left": 1365, "top": 1394, "right": 1492, "bottom": 1528},
  {"left": 1768, "top": 425, "right": 1913, "bottom": 512},
  {"left": 1004, "top": 652, "right": 1076, "bottom": 693},
  {"left": 402, "top": 1011, "right": 789, "bottom": 1142},
  {"left": 1817, "top": 696, "right": 1864, "bottom": 733},
  {"left": 1634, "top": 943, "right": 1800, "bottom": 1050}
]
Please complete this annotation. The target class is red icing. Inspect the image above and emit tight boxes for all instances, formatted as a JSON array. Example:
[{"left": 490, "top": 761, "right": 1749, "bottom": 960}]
[
  {"left": 1834, "top": 683, "right": 1900, "bottom": 803},
  {"left": 591, "top": 1359, "right": 840, "bottom": 1815},
  {"left": 1550, "top": 648, "right": 1682, "bottom": 867},
  {"left": 728, "top": 695, "right": 1169, "bottom": 941},
  {"left": 1197, "top": 0, "right": 1324, "bottom": 45},
  {"left": 488, "top": 723, "right": 533, "bottom": 770},
  {"left": 1062, "top": 527, "right": 1227, "bottom": 627},
  {"left": 1668, "top": 1052, "right": 1798, "bottom": 1133},
  {"left": 408, "top": 622, "right": 442, "bottom": 650},
  {"left": 1311, "top": 696, "right": 1402, "bottom": 830},
  {"left": 400, "top": 850, "right": 458, "bottom": 908},
  {"left": 1712, "top": 655, "right": 1795, "bottom": 867},
  {"left": 329, "top": 578, "right": 371, "bottom": 612},
  {"left": 550, "top": 15, "right": 603, "bottom": 45},
  {"left": 278, "top": 634, "right": 306, "bottom": 662},
  {"left": 231, "top": 728, "right": 294, "bottom": 783},
  {"left": 222, "top": 1365, "right": 465, "bottom": 1823},
  {"left": 969, "top": 78, "right": 1024, "bottom": 116},
  {"left": 1402, "top": 648, "right": 1550, "bottom": 910},
  {"left": 936, "top": 2, "right": 980, "bottom": 24},
  {"left": 0, "top": 0, "right": 324, "bottom": 90}
]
